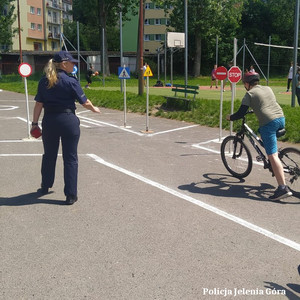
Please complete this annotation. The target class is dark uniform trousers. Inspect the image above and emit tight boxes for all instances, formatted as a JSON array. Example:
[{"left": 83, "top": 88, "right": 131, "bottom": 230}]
[{"left": 41, "top": 112, "right": 80, "bottom": 196}]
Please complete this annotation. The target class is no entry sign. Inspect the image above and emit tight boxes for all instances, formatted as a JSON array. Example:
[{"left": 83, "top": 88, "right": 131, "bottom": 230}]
[
  {"left": 228, "top": 66, "right": 242, "bottom": 83},
  {"left": 18, "top": 63, "right": 32, "bottom": 78},
  {"left": 215, "top": 66, "right": 227, "bottom": 81}
]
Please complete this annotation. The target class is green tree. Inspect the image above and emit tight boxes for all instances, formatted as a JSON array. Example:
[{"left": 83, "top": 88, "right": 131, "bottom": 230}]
[
  {"left": 70, "top": 0, "right": 139, "bottom": 75},
  {"left": 155, "top": 0, "right": 244, "bottom": 76},
  {"left": 0, "top": 0, "right": 16, "bottom": 51},
  {"left": 239, "top": 0, "right": 295, "bottom": 75}
]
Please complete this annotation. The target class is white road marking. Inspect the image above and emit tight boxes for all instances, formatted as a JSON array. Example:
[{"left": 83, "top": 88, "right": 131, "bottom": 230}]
[
  {"left": 78, "top": 115, "right": 198, "bottom": 137},
  {"left": 87, "top": 153, "right": 300, "bottom": 252},
  {"left": 147, "top": 125, "right": 198, "bottom": 136},
  {"left": 192, "top": 143, "right": 264, "bottom": 166},
  {"left": 0, "top": 105, "right": 19, "bottom": 110},
  {"left": 78, "top": 115, "right": 144, "bottom": 136},
  {"left": 0, "top": 140, "right": 41, "bottom": 143},
  {"left": 0, "top": 153, "right": 42, "bottom": 156}
]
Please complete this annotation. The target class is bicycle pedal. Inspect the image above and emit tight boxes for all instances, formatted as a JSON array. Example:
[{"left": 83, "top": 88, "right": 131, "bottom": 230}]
[{"left": 256, "top": 155, "right": 263, "bottom": 162}]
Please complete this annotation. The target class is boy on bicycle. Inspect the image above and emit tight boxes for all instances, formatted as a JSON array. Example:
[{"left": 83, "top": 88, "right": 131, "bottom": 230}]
[{"left": 226, "top": 72, "right": 292, "bottom": 200}]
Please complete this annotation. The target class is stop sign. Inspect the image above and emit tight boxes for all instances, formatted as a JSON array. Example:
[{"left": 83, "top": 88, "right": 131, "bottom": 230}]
[
  {"left": 215, "top": 66, "right": 228, "bottom": 80},
  {"left": 228, "top": 66, "right": 242, "bottom": 83}
]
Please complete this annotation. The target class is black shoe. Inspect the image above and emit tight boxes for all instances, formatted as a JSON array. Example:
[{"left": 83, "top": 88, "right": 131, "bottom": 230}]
[
  {"left": 37, "top": 187, "right": 49, "bottom": 195},
  {"left": 269, "top": 186, "right": 292, "bottom": 201},
  {"left": 66, "top": 195, "right": 78, "bottom": 205}
]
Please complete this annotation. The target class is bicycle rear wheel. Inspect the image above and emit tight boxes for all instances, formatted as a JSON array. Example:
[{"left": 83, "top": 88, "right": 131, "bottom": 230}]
[
  {"left": 279, "top": 147, "right": 300, "bottom": 196},
  {"left": 220, "top": 136, "right": 253, "bottom": 179}
]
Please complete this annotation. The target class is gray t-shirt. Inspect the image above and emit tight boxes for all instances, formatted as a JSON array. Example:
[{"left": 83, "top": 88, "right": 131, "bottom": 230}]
[{"left": 241, "top": 85, "right": 284, "bottom": 127}]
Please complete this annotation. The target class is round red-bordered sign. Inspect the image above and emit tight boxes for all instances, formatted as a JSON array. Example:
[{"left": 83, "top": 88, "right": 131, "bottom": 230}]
[
  {"left": 215, "top": 66, "right": 228, "bottom": 80},
  {"left": 228, "top": 66, "right": 242, "bottom": 83},
  {"left": 18, "top": 63, "right": 32, "bottom": 78}
]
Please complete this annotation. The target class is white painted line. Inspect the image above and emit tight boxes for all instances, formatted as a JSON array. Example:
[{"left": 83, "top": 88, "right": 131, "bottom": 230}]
[
  {"left": 78, "top": 115, "right": 144, "bottom": 136},
  {"left": 78, "top": 116, "right": 198, "bottom": 137},
  {"left": 87, "top": 153, "right": 300, "bottom": 252},
  {"left": 80, "top": 119, "right": 104, "bottom": 127},
  {"left": 192, "top": 143, "right": 264, "bottom": 166},
  {"left": 147, "top": 125, "right": 198, "bottom": 136},
  {"left": 16, "top": 117, "right": 28, "bottom": 123},
  {"left": 0, "top": 153, "right": 42, "bottom": 157},
  {"left": 0, "top": 140, "right": 41, "bottom": 143},
  {"left": 0, "top": 105, "right": 19, "bottom": 110},
  {"left": 192, "top": 143, "right": 220, "bottom": 154}
]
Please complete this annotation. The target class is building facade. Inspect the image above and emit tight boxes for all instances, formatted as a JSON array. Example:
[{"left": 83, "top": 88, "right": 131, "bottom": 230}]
[
  {"left": 123, "top": 0, "right": 172, "bottom": 54},
  {"left": 10, "top": 0, "right": 73, "bottom": 52}
]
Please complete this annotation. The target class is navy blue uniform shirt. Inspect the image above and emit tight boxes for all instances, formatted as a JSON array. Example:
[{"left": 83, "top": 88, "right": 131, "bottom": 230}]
[{"left": 35, "top": 70, "right": 87, "bottom": 110}]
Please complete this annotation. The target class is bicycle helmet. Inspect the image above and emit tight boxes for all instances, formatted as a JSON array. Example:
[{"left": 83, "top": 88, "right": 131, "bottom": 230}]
[{"left": 242, "top": 72, "right": 260, "bottom": 84}]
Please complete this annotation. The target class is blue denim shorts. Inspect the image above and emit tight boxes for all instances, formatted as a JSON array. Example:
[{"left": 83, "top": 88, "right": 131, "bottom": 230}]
[{"left": 259, "top": 117, "right": 285, "bottom": 155}]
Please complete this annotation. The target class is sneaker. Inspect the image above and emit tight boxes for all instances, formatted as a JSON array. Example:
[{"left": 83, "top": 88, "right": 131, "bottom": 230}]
[{"left": 269, "top": 186, "right": 292, "bottom": 201}]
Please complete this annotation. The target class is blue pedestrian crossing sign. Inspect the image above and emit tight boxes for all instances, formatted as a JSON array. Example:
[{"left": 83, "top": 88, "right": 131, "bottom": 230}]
[{"left": 118, "top": 67, "right": 130, "bottom": 79}]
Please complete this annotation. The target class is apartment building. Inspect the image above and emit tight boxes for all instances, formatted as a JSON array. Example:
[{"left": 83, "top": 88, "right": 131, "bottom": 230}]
[
  {"left": 123, "top": 0, "right": 172, "bottom": 54},
  {"left": 144, "top": 1, "right": 171, "bottom": 53},
  {"left": 10, "top": 0, "right": 73, "bottom": 52}
]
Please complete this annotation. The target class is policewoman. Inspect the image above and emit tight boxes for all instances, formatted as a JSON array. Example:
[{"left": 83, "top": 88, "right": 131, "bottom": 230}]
[{"left": 32, "top": 51, "right": 100, "bottom": 205}]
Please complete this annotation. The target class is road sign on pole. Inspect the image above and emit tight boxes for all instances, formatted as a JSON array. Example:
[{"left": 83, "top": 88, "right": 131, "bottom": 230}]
[
  {"left": 228, "top": 66, "right": 242, "bottom": 83},
  {"left": 118, "top": 66, "right": 131, "bottom": 79},
  {"left": 18, "top": 63, "right": 32, "bottom": 139},
  {"left": 215, "top": 66, "right": 227, "bottom": 81},
  {"left": 143, "top": 65, "right": 153, "bottom": 77},
  {"left": 118, "top": 66, "right": 131, "bottom": 128}
]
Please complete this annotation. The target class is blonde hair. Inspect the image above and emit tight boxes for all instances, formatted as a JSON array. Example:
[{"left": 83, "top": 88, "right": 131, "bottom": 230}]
[{"left": 44, "top": 59, "right": 61, "bottom": 88}]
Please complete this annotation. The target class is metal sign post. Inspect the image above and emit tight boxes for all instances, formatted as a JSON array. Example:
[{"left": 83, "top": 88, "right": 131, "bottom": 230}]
[
  {"left": 142, "top": 65, "right": 153, "bottom": 133},
  {"left": 18, "top": 63, "right": 32, "bottom": 139},
  {"left": 215, "top": 66, "right": 228, "bottom": 141},
  {"left": 228, "top": 66, "right": 242, "bottom": 136},
  {"left": 118, "top": 66, "right": 131, "bottom": 128}
]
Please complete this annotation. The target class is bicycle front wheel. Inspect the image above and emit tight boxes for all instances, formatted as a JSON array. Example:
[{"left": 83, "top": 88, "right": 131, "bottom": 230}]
[
  {"left": 279, "top": 147, "right": 300, "bottom": 196},
  {"left": 221, "top": 136, "right": 253, "bottom": 179}
]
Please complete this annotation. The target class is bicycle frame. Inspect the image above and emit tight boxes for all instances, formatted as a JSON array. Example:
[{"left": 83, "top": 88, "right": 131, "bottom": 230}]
[{"left": 235, "top": 118, "right": 272, "bottom": 172}]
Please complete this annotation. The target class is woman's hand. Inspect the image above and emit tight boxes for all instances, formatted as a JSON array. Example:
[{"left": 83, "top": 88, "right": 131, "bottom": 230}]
[{"left": 82, "top": 99, "right": 101, "bottom": 113}]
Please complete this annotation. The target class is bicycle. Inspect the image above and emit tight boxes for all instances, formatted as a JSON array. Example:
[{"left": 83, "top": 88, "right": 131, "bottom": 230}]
[{"left": 220, "top": 111, "right": 300, "bottom": 196}]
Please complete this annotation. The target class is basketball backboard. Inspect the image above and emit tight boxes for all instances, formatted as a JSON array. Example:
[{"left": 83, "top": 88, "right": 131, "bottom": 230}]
[{"left": 167, "top": 32, "right": 185, "bottom": 48}]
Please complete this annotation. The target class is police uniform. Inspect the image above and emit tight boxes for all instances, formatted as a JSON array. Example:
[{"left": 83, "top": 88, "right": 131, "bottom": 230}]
[{"left": 35, "top": 64, "right": 87, "bottom": 200}]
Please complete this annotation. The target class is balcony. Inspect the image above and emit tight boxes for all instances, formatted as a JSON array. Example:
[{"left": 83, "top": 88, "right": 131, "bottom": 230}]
[
  {"left": 46, "top": 1, "right": 63, "bottom": 10},
  {"left": 48, "top": 32, "right": 61, "bottom": 40},
  {"left": 47, "top": 16, "right": 62, "bottom": 25}
]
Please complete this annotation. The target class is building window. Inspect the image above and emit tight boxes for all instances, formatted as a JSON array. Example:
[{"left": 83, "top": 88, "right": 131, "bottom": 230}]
[
  {"left": 37, "top": 8, "right": 41, "bottom": 15},
  {"left": 155, "top": 34, "right": 162, "bottom": 41},
  {"left": 144, "top": 34, "right": 150, "bottom": 41},
  {"left": 154, "top": 4, "right": 161, "bottom": 9},
  {"left": 30, "top": 6, "right": 35, "bottom": 14},
  {"left": 144, "top": 19, "right": 149, "bottom": 25},
  {"left": 155, "top": 19, "right": 161, "bottom": 25},
  {"left": 145, "top": 3, "right": 151, "bottom": 9},
  {"left": 53, "top": 12, "right": 57, "bottom": 23},
  {"left": 31, "top": 23, "right": 35, "bottom": 30},
  {"left": 34, "top": 42, "right": 42, "bottom": 51},
  {"left": 37, "top": 24, "right": 42, "bottom": 31}
]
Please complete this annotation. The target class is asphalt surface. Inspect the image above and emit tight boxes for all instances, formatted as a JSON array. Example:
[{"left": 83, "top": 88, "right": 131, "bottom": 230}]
[{"left": 0, "top": 90, "right": 300, "bottom": 300}]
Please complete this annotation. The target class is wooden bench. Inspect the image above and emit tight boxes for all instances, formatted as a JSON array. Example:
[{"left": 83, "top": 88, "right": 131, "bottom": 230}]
[{"left": 164, "top": 84, "right": 199, "bottom": 110}]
